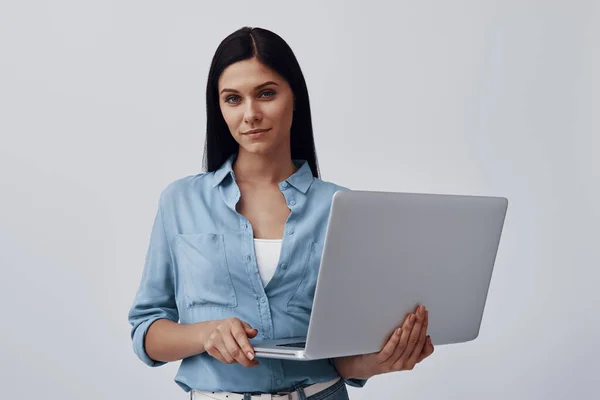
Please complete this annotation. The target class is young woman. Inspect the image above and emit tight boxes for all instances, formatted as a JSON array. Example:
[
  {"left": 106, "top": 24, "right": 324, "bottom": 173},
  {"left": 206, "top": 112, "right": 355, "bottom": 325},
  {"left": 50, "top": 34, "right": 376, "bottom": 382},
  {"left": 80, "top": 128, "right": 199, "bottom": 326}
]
[{"left": 128, "top": 26, "right": 434, "bottom": 400}]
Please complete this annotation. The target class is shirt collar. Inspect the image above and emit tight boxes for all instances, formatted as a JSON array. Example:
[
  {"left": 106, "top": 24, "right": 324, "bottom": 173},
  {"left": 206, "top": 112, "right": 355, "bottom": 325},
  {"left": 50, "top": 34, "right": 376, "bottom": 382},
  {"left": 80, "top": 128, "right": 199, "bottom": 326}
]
[
  {"left": 211, "top": 153, "right": 314, "bottom": 193},
  {"left": 285, "top": 159, "right": 314, "bottom": 193},
  {"left": 211, "top": 154, "right": 236, "bottom": 188}
]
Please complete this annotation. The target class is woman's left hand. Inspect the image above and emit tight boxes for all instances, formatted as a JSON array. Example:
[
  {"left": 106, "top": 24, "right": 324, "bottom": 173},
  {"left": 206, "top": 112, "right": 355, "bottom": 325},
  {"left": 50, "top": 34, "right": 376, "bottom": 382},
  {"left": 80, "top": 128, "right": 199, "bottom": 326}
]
[{"left": 334, "top": 305, "right": 434, "bottom": 380}]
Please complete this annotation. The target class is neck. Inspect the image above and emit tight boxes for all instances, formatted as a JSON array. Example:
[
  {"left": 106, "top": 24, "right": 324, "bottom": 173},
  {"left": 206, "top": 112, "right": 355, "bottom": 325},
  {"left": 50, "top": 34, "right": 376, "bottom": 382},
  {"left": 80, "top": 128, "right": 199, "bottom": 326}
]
[{"left": 233, "top": 148, "right": 297, "bottom": 185}]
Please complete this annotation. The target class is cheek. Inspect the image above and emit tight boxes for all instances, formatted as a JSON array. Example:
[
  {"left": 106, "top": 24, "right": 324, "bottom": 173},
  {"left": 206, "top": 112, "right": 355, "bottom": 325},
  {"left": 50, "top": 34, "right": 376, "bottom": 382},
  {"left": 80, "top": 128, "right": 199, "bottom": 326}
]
[
  {"left": 220, "top": 107, "right": 242, "bottom": 132},
  {"left": 269, "top": 101, "right": 294, "bottom": 129}
]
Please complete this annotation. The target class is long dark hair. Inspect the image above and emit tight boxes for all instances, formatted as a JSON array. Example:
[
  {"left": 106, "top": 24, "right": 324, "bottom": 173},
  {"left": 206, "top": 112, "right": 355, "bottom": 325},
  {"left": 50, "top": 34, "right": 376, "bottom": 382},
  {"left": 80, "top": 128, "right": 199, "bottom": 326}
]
[{"left": 203, "top": 26, "right": 320, "bottom": 178}]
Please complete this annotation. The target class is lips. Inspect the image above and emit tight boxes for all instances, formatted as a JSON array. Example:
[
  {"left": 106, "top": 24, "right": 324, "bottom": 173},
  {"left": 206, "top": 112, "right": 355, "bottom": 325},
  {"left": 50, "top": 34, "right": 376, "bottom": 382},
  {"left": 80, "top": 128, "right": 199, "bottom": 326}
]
[
  {"left": 243, "top": 129, "right": 271, "bottom": 140},
  {"left": 242, "top": 128, "right": 271, "bottom": 135},
  {"left": 243, "top": 128, "right": 271, "bottom": 135}
]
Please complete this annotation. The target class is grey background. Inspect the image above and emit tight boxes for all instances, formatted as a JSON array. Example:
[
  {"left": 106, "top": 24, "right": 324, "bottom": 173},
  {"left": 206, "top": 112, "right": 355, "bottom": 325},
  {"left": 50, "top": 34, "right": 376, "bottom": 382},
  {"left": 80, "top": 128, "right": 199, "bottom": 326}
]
[{"left": 1, "top": 0, "right": 598, "bottom": 399}]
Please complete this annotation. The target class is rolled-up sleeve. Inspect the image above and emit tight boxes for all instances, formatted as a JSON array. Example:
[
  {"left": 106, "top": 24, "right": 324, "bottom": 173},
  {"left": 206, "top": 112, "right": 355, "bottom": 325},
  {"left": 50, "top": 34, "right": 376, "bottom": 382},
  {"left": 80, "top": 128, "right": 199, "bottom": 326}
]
[
  {"left": 342, "top": 377, "right": 368, "bottom": 388},
  {"left": 127, "top": 192, "right": 179, "bottom": 367},
  {"left": 328, "top": 358, "right": 369, "bottom": 388}
]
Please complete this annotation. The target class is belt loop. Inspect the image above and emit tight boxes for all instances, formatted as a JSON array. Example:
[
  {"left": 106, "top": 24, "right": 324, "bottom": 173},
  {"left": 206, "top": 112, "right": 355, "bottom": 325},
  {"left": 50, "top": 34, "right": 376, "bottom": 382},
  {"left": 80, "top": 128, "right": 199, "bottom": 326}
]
[
  {"left": 293, "top": 385, "right": 307, "bottom": 400},
  {"left": 243, "top": 393, "right": 252, "bottom": 400}
]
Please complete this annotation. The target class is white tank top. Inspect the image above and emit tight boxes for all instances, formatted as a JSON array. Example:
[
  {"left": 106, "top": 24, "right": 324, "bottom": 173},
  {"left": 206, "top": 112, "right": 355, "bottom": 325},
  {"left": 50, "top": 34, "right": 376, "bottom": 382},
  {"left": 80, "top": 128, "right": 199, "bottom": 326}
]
[{"left": 253, "top": 238, "right": 282, "bottom": 287}]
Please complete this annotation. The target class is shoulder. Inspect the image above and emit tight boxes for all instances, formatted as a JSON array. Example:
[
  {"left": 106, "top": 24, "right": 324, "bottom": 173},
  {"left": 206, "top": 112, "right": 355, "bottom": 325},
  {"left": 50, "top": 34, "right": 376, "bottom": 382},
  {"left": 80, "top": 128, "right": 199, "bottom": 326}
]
[
  {"left": 157, "top": 171, "right": 213, "bottom": 206},
  {"left": 310, "top": 176, "right": 352, "bottom": 197}
]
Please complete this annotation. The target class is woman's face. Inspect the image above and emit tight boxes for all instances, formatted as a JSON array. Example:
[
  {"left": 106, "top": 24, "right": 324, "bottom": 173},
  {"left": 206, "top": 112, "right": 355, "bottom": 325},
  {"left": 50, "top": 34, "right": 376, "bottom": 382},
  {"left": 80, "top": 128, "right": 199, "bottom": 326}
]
[{"left": 218, "top": 57, "right": 295, "bottom": 157}]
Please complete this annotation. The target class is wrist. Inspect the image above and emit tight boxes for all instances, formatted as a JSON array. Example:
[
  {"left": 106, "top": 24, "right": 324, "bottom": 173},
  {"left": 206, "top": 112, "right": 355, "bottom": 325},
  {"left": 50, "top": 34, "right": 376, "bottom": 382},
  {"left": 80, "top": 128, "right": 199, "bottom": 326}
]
[
  {"left": 334, "top": 356, "right": 370, "bottom": 380},
  {"left": 194, "top": 320, "right": 220, "bottom": 354}
]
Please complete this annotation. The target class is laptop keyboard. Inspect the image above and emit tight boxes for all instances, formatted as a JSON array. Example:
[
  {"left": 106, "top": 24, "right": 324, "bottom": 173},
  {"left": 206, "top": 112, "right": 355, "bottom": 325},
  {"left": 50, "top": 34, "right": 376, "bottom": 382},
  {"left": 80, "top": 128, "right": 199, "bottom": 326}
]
[{"left": 276, "top": 342, "right": 306, "bottom": 348}]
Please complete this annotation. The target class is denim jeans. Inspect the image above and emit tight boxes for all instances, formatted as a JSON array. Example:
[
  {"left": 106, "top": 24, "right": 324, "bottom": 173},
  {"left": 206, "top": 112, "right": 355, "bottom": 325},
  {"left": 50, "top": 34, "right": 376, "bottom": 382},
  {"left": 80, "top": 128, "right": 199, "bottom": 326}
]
[{"left": 304, "top": 379, "right": 349, "bottom": 400}]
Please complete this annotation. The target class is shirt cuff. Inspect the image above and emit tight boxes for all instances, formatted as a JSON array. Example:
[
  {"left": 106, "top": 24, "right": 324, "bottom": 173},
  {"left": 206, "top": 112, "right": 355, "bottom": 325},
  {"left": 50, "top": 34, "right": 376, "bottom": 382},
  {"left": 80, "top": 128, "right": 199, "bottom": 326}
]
[
  {"left": 329, "top": 358, "right": 369, "bottom": 388},
  {"left": 342, "top": 377, "right": 369, "bottom": 388}
]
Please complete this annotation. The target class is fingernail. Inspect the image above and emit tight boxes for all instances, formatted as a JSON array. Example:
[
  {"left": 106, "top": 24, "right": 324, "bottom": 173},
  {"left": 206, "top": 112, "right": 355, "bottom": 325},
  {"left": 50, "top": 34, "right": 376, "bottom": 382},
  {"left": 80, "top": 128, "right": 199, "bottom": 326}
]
[
  {"left": 396, "top": 328, "right": 402, "bottom": 336},
  {"left": 247, "top": 352, "right": 254, "bottom": 360},
  {"left": 410, "top": 315, "right": 415, "bottom": 323}
]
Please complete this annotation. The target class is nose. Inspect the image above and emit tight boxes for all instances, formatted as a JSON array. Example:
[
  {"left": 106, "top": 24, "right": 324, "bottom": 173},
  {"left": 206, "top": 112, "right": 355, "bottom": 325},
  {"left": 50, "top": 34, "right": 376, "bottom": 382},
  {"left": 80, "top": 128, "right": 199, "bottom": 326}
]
[{"left": 243, "top": 100, "right": 262, "bottom": 124}]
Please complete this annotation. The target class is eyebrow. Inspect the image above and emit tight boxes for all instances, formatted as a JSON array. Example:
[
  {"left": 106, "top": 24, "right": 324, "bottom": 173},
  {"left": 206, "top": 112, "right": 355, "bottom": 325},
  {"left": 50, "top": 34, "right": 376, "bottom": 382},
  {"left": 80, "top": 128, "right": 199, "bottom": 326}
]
[{"left": 220, "top": 81, "right": 279, "bottom": 95}]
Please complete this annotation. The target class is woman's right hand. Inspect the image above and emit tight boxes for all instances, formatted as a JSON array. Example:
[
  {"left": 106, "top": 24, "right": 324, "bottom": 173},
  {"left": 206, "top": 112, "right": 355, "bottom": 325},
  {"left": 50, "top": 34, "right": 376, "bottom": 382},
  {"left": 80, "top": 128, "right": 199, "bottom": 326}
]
[{"left": 203, "top": 318, "right": 260, "bottom": 367}]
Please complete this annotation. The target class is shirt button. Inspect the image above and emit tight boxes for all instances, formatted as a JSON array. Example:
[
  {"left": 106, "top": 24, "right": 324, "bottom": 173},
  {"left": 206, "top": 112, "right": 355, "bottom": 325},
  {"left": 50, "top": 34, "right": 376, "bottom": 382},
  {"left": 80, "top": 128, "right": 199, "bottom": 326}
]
[
  {"left": 289, "top": 200, "right": 296, "bottom": 207},
  {"left": 287, "top": 228, "right": 294, "bottom": 235},
  {"left": 281, "top": 263, "right": 287, "bottom": 270},
  {"left": 260, "top": 297, "right": 266, "bottom": 304},
  {"left": 281, "top": 182, "right": 289, "bottom": 189},
  {"left": 246, "top": 255, "right": 251, "bottom": 262},
  {"left": 276, "top": 379, "right": 283, "bottom": 385}
]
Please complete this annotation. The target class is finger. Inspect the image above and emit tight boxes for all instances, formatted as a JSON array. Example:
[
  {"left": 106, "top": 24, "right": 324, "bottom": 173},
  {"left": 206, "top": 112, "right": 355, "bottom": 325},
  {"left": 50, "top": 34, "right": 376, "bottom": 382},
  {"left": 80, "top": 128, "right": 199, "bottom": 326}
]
[
  {"left": 241, "top": 321, "right": 259, "bottom": 341},
  {"left": 417, "top": 336, "right": 434, "bottom": 363},
  {"left": 210, "top": 347, "right": 229, "bottom": 364},
  {"left": 241, "top": 321, "right": 257, "bottom": 332},
  {"left": 231, "top": 321, "right": 259, "bottom": 365},
  {"left": 209, "top": 330, "right": 237, "bottom": 364},
  {"left": 406, "top": 307, "right": 425, "bottom": 354},
  {"left": 205, "top": 337, "right": 229, "bottom": 364},
  {"left": 393, "top": 307, "right": 425, "bottom": 369},
  {"left": 376, "top": 325, "right": 403, "bottom": 364},
  {"left": 376, "top": 312, "right": 413, "bottom": 364},
  {"left": 214, "top": 337, "right": 236, "bottom": 364},
  {"left": 407, "top": 309, "right": 429, "bottom": 367},
  {"left": 222, "top": 330, "right": 255, "bottom": 367},
  {"left": 245, "top": 327, "right": 259, "bottom": 338},
  {"left": 385, "top": 313, "right": 415, "bottom": 366}
]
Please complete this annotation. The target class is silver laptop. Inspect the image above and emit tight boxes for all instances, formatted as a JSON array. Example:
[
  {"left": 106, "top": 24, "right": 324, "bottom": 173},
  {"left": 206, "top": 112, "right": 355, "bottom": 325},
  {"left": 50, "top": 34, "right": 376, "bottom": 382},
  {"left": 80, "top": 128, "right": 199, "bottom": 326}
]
[{"left": 251, "top": 190, "right": 508, "bottom": 360}]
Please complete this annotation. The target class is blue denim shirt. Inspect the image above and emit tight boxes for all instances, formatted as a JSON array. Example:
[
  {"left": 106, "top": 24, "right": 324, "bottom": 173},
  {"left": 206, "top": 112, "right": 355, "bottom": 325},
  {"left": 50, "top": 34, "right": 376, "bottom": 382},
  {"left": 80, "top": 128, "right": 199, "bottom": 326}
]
[{"left": 128, "top": 154, "right": 368, "bottom": 393}]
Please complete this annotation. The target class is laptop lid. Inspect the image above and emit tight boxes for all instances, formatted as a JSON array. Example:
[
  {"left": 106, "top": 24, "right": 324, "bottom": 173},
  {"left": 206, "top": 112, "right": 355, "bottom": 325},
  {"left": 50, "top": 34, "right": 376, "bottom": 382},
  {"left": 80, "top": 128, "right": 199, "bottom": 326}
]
[{"left": 303, "top": 190, "right": 508, "bottom": 360}]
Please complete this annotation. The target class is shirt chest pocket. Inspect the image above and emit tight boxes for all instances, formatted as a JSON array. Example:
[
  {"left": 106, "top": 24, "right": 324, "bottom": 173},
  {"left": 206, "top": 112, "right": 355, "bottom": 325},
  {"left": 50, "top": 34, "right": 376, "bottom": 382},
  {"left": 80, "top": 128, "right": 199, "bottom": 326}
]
[
  {"left": 287, "top": 241, "right": 323, "bottom": 314},
  {"left": 174, "top": 233, "right": 237, "bottom": 308}
]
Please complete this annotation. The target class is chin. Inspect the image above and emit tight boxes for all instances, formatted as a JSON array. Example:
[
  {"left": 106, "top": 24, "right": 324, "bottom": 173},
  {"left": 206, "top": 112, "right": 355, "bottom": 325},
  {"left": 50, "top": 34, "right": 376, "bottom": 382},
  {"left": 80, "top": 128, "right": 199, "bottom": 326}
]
[
  {"left": 240, "top": 141, "right": 284, "bottom": 157},
  {"left": 240, "top": 142, "right": 270, "bottom": 154}
]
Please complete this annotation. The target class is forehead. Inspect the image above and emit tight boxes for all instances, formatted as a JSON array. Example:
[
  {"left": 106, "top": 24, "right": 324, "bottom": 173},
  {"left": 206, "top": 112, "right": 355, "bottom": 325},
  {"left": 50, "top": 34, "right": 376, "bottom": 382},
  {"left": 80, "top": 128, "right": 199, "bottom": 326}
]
[{"left": 218, "top": 58, "right": 284, "bottom": 90}]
